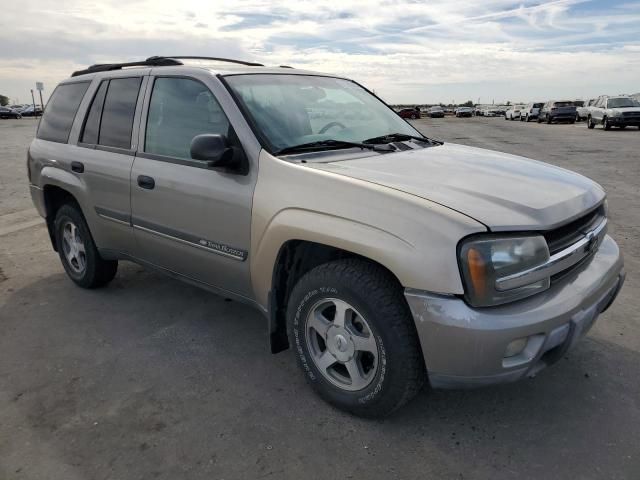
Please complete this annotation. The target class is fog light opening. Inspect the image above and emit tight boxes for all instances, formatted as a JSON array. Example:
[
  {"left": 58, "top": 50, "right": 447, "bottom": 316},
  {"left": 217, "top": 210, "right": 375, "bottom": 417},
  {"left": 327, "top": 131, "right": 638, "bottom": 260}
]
[{"left": 504, "top": 337, "right": 528, "bottom": 358}]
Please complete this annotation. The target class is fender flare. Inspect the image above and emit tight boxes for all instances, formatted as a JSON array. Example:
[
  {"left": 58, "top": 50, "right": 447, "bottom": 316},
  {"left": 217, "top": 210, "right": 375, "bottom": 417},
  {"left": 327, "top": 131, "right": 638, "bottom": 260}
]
[{"left": 250, "top": 207, "right": 416, "bottom": 309}]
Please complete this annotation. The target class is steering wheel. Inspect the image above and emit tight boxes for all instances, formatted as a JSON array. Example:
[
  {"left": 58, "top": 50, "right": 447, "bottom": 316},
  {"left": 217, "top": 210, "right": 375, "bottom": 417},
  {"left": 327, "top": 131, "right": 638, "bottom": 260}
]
[{"left": 318, "top": 121, "right": 347, "bottom": 134}]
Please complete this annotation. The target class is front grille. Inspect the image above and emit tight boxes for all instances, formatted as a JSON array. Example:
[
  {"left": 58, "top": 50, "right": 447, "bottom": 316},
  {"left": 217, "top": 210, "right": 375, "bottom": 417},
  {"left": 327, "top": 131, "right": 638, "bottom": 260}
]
[
  {"left": 622, "top": 112, "right": 640, "bottom": 118},
  {"left": 544, "top": 205, "right": 605, "bottom": 256}
]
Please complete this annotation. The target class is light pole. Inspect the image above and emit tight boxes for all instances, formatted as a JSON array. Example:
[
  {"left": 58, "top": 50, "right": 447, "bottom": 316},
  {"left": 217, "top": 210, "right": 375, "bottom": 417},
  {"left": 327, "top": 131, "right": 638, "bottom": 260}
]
[{"left": 30, "top": 89, "right": 36, "bottom": 113}]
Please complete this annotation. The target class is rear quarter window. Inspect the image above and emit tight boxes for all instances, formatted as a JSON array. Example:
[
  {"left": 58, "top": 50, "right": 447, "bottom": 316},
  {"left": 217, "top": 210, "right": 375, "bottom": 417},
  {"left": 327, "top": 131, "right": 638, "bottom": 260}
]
[{"left": 37, "top": 82, "right": 90, "bottom": 143}]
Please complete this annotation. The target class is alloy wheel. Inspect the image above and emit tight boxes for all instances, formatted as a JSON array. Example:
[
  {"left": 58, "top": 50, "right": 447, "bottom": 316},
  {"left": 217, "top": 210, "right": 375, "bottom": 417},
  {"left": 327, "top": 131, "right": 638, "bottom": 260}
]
[
  {"left": 61, "top": 220, "right": 87, "bottom": 274},
  {"left": 305, "top": 298, "right": 379, "bottom": 391}
]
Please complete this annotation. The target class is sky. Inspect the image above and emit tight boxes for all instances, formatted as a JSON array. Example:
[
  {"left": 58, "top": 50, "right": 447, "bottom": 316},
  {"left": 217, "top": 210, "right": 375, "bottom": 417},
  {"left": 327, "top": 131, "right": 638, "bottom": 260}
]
[{"left": 1, "top": 0, "right": 639, "bottom": 105}]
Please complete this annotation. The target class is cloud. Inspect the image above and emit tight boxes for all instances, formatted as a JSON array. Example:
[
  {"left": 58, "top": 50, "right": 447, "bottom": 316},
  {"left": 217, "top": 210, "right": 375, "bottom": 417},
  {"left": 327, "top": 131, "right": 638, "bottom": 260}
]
[{"left": 0, "top": 0, "right": 639, "bottom": 103}]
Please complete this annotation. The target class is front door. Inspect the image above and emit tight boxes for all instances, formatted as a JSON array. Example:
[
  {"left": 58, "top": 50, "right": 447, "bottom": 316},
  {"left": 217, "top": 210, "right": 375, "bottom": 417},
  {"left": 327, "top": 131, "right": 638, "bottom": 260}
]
[{"left": 130, "top": 75, "right": 257, "bottom": 298}]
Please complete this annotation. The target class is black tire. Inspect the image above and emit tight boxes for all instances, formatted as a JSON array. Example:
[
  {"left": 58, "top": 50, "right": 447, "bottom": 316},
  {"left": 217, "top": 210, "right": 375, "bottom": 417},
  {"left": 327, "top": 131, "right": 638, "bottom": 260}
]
[
  {"left": 287, "top": 259, "right": 425, "bottom": 417},
  {"left": 603, "top": 117, "right": 611, "bottom": 130},
  {"left": 587, "top": 116, "right": 595, "bottom": 129},
  {"left": 619, "top": 125, "right": 626, "bottom": 130},
  {"left": 537, "top": 116, "right": 542, "bottom": 123},
  {"left": 54, "top": 203, "right": 118, "bottom": 288},
  {"left": 546, "top": 115, "right": 552, "bottom": 124}
]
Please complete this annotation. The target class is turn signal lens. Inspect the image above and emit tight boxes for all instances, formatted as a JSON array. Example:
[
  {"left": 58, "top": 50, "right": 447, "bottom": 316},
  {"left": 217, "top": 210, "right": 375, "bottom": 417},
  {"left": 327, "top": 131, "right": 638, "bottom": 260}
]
[{"left": 467, "top": 247, "right": 487, "bottom": 297}]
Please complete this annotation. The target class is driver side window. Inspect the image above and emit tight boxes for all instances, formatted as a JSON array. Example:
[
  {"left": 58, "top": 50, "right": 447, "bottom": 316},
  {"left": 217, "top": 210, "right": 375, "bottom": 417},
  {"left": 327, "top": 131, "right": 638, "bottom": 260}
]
[{"left": 145, "top": 77, "right": 230, "bottom": 159}]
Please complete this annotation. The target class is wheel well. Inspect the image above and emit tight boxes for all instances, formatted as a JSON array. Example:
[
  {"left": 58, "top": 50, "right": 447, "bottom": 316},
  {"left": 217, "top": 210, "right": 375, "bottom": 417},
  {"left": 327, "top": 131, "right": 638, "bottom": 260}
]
[
  {"left": 43, "top": 185, "right": 79, "bottom": 251},
  {"left": 268, "top": 240, "right": 400, "bottom": 353}
]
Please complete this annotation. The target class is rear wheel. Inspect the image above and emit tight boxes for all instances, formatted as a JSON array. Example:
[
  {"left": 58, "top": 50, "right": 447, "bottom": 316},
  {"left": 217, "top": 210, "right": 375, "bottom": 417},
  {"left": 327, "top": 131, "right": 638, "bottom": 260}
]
[
  {"left": 587, "top": 116, "right": 595, "bottom": 129},
  {"left": 546, "top": 115, "right": 552, "bottom": 124},
  {"left": 54, "top": 204, "right": 118, "bottom": 288},
  {"left": 287, "top": 259, "right": 425, "bottom": 417}
]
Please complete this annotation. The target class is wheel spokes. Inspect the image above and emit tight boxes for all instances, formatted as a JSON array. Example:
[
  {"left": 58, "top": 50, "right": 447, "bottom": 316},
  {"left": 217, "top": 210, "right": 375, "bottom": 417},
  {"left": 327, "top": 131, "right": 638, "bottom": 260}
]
[
  {"left": 332, "top": 299, "right": 350, "bottom": 328},
  {"left": 352, "top": 333, "right": 377, "bottom": 354},
  {"left": 308, "top": 310, "right": 331, "bottom": 338},
  {"left": 315, "top": 350, "right": 337, "bottom": 372},
  {"left": 345, "top": 358, "right": 369, "bottom": 390}
]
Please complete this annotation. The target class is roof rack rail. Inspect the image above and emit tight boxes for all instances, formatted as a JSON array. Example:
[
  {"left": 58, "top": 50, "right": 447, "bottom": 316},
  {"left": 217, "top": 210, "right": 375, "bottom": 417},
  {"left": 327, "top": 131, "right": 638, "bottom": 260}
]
[
  {"left": 156, "top": 56, "right": 264, "bottom": 67},
  {"left": 71, "top": 57, "right": 182, "bottom": 77},
  {"left": 71, "top": 55, "right": 264, "bottom": 77}
]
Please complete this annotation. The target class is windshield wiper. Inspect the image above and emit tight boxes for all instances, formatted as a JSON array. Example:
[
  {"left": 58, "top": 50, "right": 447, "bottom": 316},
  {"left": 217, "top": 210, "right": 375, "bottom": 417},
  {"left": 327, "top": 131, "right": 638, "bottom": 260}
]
[
  {"left": 363, "top": 133, "right": 443, "bottom": 145},
  {"left": 274, "top": 139, "right": 394, "bottom": 156}
]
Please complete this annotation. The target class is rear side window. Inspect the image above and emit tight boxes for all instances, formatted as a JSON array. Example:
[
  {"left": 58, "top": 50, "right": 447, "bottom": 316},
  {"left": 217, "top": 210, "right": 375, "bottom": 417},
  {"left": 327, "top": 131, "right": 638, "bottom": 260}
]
[
  {"left": 99, "top": 77, "right": 142, "bottom": 149},
  {"left": 37, "top": 82, "right": 90, "bottom": 143},
  {"left": 81, "top": 81, "right": 108, "bottom": 144}
]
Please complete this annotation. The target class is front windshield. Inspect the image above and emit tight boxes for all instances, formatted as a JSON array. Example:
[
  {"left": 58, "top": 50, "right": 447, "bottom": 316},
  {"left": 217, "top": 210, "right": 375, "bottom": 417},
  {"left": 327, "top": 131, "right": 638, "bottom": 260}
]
[
  {"left": 225, "top": 74, "right": 421, "bottom": 153},
  {"left": 608, "top": 98, "right": 638, "bottom": 108}
]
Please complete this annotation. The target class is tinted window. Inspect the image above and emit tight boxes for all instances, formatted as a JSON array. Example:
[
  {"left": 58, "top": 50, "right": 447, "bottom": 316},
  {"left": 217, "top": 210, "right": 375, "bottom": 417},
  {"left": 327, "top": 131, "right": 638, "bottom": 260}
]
[
  {"left": 37, "top": 82, "right": 90, "bottom": 143},
  {"left": 99, "top": 77, "right": 142, "bottom": 149},
  {"left": 81, "top": 81, "right": 108, "bottom": 144},
  {"left": 145, "top": 77, "right": 230, "bottom": 159}
]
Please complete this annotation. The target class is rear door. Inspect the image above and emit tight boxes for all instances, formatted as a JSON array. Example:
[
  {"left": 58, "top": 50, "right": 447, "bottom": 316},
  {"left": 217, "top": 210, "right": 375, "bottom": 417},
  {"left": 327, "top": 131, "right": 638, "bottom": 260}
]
[
  {"left": 129, "top": 72, "right": 258, "bottom": 298},
  {"left": 591, "top": 97, "right": 606, "bottom": 122},
  {"left": 72, "top": 74, "right": 147, "bottom": 254}
]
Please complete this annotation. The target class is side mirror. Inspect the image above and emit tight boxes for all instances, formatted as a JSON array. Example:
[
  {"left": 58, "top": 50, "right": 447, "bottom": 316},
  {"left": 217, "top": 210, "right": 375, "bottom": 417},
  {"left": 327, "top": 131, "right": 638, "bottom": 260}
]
[{"left": 190, "top": 134, "right": 235, "bottom": 169}]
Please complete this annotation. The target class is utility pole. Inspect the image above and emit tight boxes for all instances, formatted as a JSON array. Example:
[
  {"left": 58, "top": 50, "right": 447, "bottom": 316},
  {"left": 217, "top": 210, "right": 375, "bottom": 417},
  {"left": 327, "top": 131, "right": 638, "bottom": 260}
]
[
  {"left": 36, "top": 82, "right": 45, "bottom": 112},
  {"left": 30, "top": 89, "right": 36, "bottom": 112}
]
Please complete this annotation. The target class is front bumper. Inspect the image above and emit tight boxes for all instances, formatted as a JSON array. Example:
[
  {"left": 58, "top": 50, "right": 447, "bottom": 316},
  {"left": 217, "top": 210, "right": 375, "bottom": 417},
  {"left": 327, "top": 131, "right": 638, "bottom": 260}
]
[
  {"left": 608, "top": 116, "right": 640, "bottom": 127},
  {"left": 405, "top": 235, "right": 624, "bottom": 389}
]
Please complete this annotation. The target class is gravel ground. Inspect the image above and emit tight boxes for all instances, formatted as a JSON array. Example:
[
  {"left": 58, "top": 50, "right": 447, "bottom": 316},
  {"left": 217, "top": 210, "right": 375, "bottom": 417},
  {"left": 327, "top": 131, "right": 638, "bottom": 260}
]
[{"left": 0, "top": 116, "right": 638, "bottom": 480}]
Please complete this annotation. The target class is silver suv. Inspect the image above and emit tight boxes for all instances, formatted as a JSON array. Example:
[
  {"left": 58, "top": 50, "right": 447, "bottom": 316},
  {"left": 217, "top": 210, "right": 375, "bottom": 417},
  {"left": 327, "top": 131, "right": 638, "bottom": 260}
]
[
  {"left": 587, "top": 95, "right": 640, "bottom": 130},
  {"left": 28, "top": 56, "right": 625, "bottom": 417}
]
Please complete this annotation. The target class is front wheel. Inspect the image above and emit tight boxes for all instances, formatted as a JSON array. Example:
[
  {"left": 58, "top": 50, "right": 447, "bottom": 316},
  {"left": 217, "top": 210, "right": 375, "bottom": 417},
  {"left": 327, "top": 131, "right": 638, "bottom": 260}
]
[
  {"left": 287, "top": 259, "right": 425, "bottom": 417},
  {"left": 603, "top": 117, "right": 611, "bottom": 130},
  {"left": 54, "top": 204, "right": 118, "bottom": 288},
  {"left": 587, "top": 116, "right": 595, "bottom": 129}
]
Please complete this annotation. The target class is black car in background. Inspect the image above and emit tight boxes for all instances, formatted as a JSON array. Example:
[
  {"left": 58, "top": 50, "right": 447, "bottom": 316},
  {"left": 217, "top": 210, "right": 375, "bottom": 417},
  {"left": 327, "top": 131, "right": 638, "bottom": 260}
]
[
  {"left": 538, "top": 100, "right": 576, "bottom": 124},
  {"left": 0, "top": 107, "right": 22, "bottom": 119}
]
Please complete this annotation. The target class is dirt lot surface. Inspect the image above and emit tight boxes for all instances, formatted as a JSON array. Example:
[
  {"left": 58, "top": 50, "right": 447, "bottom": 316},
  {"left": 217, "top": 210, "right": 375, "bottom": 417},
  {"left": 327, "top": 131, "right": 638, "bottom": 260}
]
[{"left": 1, "top": 116, "right": 638, "bottom": 479}]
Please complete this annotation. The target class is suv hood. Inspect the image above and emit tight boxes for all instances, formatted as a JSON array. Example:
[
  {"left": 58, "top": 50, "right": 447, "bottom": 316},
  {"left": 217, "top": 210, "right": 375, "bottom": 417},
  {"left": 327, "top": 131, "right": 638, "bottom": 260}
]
[{"left": 309, "top": 143, "right": 604, "bottom": 231}]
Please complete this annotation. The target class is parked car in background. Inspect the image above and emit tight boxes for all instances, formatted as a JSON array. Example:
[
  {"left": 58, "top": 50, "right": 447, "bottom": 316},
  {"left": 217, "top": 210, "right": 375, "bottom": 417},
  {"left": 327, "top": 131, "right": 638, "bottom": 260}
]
[
  {"left": 455, "top": 107, "right": 473, "bottom": 117},
  {"left": 493, "top": 107, "right": 507, "bottom": 117},
  {"left": 520, "top": 102, "right": 544, "bottom": 122},
  {"left": 0, "top": 106, "right": 22, "bottom": 119},
  {"left": 538, "top": 101, "right": 576, "bottom": 124},
  {"left": 20, "top": 105, "right": 43, "bottom": 117},
  {"left": 505, "top": 105, "right": 525, "bottom": 120},
  {"left": 588, "top": 95, "right": 640, "bottom": 130},
  {"left": 398, "top": 108, "right": 421, "bottom": 119},
  {"left": 428, "top": 106, "right": 445, "bottom": 118},
  {"left": 576, "top": 99, "right": 597, "bottom": 122}
]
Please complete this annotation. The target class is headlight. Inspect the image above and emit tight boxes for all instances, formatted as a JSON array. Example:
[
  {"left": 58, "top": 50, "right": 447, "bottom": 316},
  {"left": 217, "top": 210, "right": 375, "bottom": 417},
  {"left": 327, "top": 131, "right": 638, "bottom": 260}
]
[
  {"left": 458, "top": 235, "right": 550, "bottom": 307},
  {"left": 610, "top": 110, "right": 622, "bottom": 117}
]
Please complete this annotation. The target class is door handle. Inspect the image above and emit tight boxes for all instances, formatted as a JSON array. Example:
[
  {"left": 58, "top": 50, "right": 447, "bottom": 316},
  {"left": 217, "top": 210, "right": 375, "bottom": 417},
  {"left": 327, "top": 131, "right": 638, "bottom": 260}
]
[
  {"left": 71, "top": 161, "right": 84, "bottom": 173},
  {"left": 137, "top": 175, "right": 155, "bottom": 190}
]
